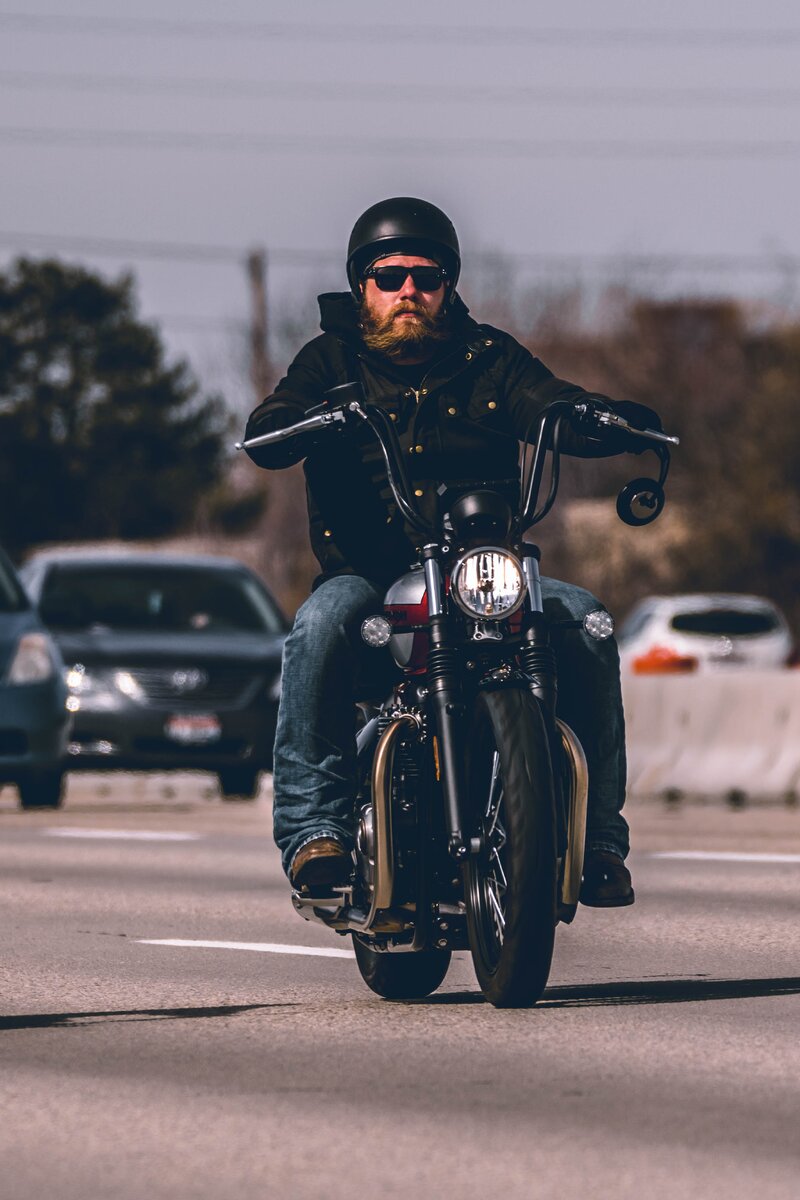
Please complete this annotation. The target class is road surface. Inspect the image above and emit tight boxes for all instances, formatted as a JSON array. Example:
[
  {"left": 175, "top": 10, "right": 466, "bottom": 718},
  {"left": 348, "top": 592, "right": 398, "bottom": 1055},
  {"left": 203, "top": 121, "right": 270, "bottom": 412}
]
[{"left": 2, "top": 774, "right": 800, "bottom": 1199}]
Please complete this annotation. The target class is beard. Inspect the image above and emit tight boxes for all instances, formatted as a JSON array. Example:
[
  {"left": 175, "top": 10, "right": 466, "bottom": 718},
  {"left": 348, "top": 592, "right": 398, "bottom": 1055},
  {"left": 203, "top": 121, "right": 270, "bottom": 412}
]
[{"left": 359, "top": 297, "right": 453, "bottom": 360}]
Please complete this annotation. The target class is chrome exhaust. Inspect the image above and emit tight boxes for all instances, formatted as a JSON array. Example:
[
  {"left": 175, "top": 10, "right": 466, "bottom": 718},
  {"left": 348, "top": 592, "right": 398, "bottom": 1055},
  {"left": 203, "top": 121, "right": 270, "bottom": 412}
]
[
  {"left": 348, "top": 712, "right": 421, "bottom": 931},
  {"left": 290, "top": 712, "right": 420, "bottom": 936},
  {"left": 557, "top": 719, "right": 589, "bottom": 911}
]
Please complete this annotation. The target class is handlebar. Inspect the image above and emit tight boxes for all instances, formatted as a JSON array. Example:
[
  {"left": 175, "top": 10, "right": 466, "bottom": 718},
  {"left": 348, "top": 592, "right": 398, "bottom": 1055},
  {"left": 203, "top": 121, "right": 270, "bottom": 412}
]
[
  {"left": 234, "top": 407, "right": 346, "bottom": 451},
  {"left": 236, "top": 395, "right": 679, "bottom": 540},
  {"left": 572, "top": 402, "right": 680, "bottom": 448}
]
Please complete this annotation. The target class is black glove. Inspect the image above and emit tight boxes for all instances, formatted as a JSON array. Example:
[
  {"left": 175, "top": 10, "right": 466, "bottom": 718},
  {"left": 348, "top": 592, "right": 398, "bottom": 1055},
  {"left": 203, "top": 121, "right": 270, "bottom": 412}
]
[
  {"left": 574, "top": 396, "right": 662, "bottom": 456},
  {"left": 612, "top": 399, "right": 662, "bottom": 433},
  {"left": 243, "top": 400, "right": 319, "bottom": 469}
]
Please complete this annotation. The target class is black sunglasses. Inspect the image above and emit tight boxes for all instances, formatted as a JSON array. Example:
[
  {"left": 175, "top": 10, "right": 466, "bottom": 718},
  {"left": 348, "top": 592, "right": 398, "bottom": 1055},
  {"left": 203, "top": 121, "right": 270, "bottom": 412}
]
[{"left": 364, "top": 265, "right": 447, "bottom": 293}]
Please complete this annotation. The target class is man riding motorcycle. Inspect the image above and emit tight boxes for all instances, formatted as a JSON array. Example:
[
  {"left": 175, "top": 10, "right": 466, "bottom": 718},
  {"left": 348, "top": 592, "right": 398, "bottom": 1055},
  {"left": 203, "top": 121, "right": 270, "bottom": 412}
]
[{"left": 244, "top": 197, "right": 660, "bottom": 907}]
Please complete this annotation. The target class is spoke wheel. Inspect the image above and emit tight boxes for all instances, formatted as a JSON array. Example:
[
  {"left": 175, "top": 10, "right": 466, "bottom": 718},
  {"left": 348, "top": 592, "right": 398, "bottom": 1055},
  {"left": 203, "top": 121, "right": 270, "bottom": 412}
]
[{"left": 463, "top": 688, "right": 557, "bottom": 1008}]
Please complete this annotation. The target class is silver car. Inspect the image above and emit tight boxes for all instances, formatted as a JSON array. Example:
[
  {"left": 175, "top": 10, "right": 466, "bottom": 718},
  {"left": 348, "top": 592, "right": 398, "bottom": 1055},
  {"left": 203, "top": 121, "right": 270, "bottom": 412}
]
[{"left": 617, "top": 593, "right": 794, "bottom": 673}]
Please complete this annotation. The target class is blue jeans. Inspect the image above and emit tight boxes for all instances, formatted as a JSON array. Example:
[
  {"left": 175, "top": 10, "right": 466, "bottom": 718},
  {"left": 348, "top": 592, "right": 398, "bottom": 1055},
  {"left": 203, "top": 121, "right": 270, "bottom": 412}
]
[{"left": 273, "top": 574, "right": 629, "bottom": 876}]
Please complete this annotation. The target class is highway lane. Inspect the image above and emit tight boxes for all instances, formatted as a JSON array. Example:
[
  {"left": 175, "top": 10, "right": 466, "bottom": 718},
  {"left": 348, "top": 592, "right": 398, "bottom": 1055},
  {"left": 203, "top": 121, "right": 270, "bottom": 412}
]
[{"left": 2, "top": 774, "right": 800, "bottom": 1200}]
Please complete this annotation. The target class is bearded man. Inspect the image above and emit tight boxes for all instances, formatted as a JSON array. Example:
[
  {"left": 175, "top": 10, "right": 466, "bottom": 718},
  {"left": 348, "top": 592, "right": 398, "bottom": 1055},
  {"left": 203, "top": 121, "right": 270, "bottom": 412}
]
[{"left": 244, "top": 197, "right": 660, "bottom": 905}]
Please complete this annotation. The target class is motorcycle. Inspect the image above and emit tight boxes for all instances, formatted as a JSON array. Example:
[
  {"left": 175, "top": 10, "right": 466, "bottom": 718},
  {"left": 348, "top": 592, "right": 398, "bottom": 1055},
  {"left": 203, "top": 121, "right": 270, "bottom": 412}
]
[{"left": 238, "top": 387, "right": 678, "bottom": 1007}]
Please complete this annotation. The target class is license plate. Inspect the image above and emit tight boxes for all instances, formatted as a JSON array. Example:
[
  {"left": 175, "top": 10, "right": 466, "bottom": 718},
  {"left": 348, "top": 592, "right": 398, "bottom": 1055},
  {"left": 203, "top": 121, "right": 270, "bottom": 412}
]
[{"left": 165, "top": 713, "right": 221, "bottom": 744}]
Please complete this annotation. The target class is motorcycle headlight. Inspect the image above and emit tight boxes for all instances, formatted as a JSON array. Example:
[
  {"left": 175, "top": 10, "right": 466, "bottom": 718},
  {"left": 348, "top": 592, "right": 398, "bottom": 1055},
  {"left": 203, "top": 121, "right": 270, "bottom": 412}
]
[{"left": 451, "top": 548, "right": 526, "bottom": 621}]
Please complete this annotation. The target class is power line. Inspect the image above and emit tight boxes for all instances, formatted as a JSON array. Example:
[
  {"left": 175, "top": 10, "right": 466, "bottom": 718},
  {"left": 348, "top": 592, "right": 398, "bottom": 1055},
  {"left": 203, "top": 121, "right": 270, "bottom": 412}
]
[
  {"left": 3, "top": 126, "right": 800, "bottom": 160},
  {"left": 0, "top": 231, "right": 338, "bottom": 264},
  {"left": 3, "top": 70, "right": 800, "bottom": 107},
  {"left": 158, "top": 316, "right": 244, "bottom": 331},
  {"left": 2, "top": 12, "right": 800, "bottom": 47},
  {"left": 1, "top": 230, "right": 798, "bottom": 274},
  {"left": 0, "top": 230, "right": 245, "bottom": 262}
]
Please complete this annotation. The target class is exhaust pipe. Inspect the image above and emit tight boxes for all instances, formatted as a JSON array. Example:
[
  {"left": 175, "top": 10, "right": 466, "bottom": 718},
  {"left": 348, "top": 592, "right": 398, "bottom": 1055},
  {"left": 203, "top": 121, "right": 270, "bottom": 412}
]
[{"left": 349, "top": 712, "right": 421, "bottom": 931}]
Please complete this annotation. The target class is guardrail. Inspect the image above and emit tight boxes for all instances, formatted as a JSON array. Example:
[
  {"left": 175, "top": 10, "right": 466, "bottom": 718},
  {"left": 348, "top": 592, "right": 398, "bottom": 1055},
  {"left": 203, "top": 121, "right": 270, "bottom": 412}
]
[{"left": 622, "top": 671, "right": 800, "bottom": 800}]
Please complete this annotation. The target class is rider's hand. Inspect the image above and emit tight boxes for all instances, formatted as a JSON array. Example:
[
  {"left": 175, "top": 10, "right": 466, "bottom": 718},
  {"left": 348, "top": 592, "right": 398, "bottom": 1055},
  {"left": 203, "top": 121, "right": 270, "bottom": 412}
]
[
  {"left": 612, "top": 400, "right": 662, "bottom": 432},
  {"left": 573, "top": 396, "right": 662, "bottom": 456},
  {"left": 243, "top": 400, "right": 324, "bottom": 469},
  {"left": 608, "top": 400, "right": 662, "bottom": 453}
]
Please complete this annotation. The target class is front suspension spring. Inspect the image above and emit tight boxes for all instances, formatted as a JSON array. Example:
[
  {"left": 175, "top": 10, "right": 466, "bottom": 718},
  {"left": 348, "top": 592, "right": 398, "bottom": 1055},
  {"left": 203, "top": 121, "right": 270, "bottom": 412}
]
[
  {"left": 519, "top": 643, "right": 557, "bottom": 679},
  {"left": 426, "top": 644, "right": 460, "bottom": 688}
]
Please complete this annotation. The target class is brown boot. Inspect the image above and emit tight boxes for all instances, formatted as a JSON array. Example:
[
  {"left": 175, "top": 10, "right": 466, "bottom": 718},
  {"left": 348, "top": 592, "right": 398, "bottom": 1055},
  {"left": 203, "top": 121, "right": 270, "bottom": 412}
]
[
  {"left": 580, "top": 850, "right": 635, "bottom": 908},
  {"left": 290, "top": 837, "right": 351, "bottom": 891}
]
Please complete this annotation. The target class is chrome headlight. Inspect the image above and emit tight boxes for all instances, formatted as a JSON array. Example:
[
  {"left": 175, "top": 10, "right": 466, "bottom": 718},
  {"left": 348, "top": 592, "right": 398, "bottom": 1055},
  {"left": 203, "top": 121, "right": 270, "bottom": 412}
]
[
  {"left": 583, "top": 609, "right": 615, "bottom": 641},
  {"left": 451, "top": 548, "right": 526, "bottom": 620}
]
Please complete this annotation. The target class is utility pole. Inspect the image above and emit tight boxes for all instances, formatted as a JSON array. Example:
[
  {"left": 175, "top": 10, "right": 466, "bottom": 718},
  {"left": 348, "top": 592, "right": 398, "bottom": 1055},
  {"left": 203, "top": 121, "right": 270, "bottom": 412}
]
[
  {"left": 244, "top": 245, "right": 316, "bottom": 613},
  {"left": 246, "top": 247, "right": 270, "bottom": 399}
]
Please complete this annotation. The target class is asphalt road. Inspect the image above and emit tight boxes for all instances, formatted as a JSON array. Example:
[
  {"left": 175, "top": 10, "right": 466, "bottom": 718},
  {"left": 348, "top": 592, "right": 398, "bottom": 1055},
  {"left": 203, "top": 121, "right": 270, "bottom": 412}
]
[{"left": 2, "top": 774, "right": 800, "bottom": 1200}]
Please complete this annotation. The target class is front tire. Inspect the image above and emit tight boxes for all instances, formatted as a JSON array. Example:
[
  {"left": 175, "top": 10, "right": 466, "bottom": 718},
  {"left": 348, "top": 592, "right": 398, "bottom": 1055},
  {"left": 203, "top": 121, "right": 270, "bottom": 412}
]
[
  {"left": 217, "top": 767, "right": 261, "bottom": 800},
  {"left": 353, "top": 936, "right": 451, "bottom": 1000},
  {"left": 18, "top": 769, "right": 65, "bottom": 810},
  {"left": 463, "top": 688, "right": 557, "bottom": 1008}
]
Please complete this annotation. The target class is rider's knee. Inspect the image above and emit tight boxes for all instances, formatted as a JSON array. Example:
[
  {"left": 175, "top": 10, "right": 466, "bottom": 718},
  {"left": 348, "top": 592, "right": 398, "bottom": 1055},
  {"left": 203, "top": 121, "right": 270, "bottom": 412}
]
[
  {"left": 541, "top": 578, "right": 606, "bottom": 624},
  {"left": 291, "top": 575, "right": 379, "bottom": 648}
]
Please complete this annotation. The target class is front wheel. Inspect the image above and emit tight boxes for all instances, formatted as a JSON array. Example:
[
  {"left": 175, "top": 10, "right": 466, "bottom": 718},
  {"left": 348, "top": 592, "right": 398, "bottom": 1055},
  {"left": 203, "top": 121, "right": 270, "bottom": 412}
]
[
  {"left": 18, "top": 769, "right": 65, "bottom": 810},
  {"left": 463, "top": 688, "right": 557, "bottom": 1008},
  {"left": 217, "top": 767, "right": 261, "bottom": 800},
  {"left": 352, "top": 936, "right": 451, "bottom": 1000}
]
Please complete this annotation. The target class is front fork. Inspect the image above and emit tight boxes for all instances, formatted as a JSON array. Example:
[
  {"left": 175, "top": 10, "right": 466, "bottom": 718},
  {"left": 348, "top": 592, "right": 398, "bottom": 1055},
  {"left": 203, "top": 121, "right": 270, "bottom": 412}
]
[
  {"left": 519, "top": 545, "right": 557, "bottom": 721},
  {"left": 519, "top": 544, "right": 568, "bottom": 857},
  {"left": 422, "top": 547, "right": 470, "bottom": 863},
  {"left": 422, "top": 544, "right": 567, "bottom": 863}
]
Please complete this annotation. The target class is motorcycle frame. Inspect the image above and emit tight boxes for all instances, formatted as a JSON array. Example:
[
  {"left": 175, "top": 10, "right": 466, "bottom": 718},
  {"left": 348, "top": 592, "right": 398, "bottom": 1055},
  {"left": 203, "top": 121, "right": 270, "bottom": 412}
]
[{"left": 242, "top": 393, "right": 673, "bottom": 944}]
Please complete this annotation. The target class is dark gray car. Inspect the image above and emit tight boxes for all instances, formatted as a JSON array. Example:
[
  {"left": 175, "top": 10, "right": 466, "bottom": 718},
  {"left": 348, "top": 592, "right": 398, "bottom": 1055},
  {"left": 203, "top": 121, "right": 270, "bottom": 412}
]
[
  {"left": 20, "top": 551, "right": 287, "bottom": 799},
  {"left": 0, "top": 545, "right": 70, "bottom": 808}
]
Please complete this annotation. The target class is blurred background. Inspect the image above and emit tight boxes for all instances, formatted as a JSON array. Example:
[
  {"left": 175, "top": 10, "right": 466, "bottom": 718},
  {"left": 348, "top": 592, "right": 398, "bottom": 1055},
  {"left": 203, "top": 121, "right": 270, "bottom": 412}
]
[{"left": 1, "top": 0, "right": 799, "bottom": 625}]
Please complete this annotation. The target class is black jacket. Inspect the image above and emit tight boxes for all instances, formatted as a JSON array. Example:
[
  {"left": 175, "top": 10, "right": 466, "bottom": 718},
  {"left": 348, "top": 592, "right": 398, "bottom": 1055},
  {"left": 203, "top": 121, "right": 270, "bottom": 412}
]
[{"left": 245, "top": 291, "right": 649, "bottom": 587}]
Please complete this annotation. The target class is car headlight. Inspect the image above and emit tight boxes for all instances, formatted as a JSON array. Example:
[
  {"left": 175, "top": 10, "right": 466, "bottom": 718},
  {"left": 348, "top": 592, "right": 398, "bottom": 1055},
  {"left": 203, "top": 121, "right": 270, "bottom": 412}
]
[
  {"left": 64, "top": 663, "right": 125, "bottom": 712},
  {"left": 113, "top": 670, "right": 145, "bottom": 701},
  {"left": 451, "top": 548, "right": 526, "bottom": 620},
  {"left": 6, "top": 632, "right": 57, "bottom": 684}
]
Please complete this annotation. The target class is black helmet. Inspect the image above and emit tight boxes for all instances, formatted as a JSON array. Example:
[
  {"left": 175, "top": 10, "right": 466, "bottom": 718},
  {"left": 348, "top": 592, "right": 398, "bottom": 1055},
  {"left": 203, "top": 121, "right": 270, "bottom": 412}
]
[{"left": 346, "top": 197, "right": 461, "bottom": 296}]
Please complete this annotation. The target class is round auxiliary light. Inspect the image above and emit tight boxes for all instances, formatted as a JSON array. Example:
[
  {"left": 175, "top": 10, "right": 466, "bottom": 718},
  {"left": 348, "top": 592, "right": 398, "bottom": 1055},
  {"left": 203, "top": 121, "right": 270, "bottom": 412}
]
[
  {"left": 583, "top": 609, "right": 615, "bottom": 641},
  {"left": 451, "top": 548, "right": 526, "bottom": 621},
  {"left": 361, "top": 615, "right": 392, "bottom": 647}
]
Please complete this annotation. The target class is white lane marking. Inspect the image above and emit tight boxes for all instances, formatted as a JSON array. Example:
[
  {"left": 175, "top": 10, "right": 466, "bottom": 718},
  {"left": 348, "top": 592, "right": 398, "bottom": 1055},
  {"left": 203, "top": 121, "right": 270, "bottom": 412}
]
[
  {"left": 45, "top": 829, "right": 202, "bottom": 842},
  {"left": 652, "top": 850, "right": 800, "bottom": 864},
  {"left": 138, "top": 938, "right": 354, "bottom": 959}
]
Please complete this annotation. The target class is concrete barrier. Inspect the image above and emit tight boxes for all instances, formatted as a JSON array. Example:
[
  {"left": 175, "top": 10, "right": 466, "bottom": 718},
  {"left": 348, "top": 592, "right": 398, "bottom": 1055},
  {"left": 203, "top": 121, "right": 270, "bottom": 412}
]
[{"left": 622, "top": 671, "right": 800, "bottom": 799}]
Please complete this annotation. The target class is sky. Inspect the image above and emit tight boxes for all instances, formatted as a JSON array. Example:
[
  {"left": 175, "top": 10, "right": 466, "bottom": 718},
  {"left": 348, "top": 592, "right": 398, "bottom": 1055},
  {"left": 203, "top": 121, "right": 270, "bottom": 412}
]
[{"left": 2, "top": 0, "right": 800, "bottom": 416}]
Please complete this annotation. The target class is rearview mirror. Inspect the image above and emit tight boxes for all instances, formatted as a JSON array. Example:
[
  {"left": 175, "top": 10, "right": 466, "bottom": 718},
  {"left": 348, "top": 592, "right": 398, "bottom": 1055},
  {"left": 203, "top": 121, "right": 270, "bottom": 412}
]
[{"left": 616, "top": 478, "right": 665, "bottom": 526}]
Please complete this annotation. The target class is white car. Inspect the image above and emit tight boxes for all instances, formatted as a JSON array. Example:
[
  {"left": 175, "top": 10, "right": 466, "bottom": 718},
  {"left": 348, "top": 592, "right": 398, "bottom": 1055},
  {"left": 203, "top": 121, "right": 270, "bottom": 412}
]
[{"left": 617, "top": 593, "right": 795, "bottom": 673}]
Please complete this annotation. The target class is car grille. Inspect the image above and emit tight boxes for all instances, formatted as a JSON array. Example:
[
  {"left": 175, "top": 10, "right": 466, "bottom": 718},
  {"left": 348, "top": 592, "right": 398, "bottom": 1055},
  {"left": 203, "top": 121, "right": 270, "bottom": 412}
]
[{"left": 125, "top": 667, "right": 260, "bottom": 708}]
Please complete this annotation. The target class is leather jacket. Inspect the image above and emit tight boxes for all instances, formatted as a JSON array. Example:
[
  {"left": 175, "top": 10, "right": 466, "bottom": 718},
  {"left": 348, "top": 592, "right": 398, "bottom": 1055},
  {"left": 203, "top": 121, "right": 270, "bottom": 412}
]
[{"left": 245, "top": 290, "right": 653, "bottom": 587}]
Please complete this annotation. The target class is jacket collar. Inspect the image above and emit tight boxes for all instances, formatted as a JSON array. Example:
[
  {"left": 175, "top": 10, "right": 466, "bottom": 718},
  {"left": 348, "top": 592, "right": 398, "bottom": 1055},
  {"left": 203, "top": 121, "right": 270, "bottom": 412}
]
[{"left": 317, "top": 290, "right": 476, "bottom": 349}]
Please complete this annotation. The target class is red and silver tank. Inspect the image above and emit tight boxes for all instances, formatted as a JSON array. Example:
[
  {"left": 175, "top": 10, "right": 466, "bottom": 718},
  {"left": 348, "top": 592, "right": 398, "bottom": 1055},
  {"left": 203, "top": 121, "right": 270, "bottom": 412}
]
[{"left": 383, "top": 567, "right": 430, "bottom": 671}]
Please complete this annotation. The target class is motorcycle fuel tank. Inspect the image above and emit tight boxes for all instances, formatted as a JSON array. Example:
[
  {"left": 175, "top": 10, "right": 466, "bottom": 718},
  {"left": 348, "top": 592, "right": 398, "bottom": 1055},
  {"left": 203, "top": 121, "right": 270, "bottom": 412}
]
[{"left": 383, "top": 567, "right": 430, "bottom": 671}]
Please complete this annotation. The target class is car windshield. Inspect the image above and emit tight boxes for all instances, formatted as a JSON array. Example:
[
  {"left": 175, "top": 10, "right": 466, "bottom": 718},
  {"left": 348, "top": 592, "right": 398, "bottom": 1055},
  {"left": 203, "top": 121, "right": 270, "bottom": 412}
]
[
  {"left": 38, "top": 565, "right": 283, "bottom": 634},
  {"left": 670, "top": 610, "right": 778, "bottom": 637},
  {"left": 0, "top": 551, "right": 27, "bottom": 613}
]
